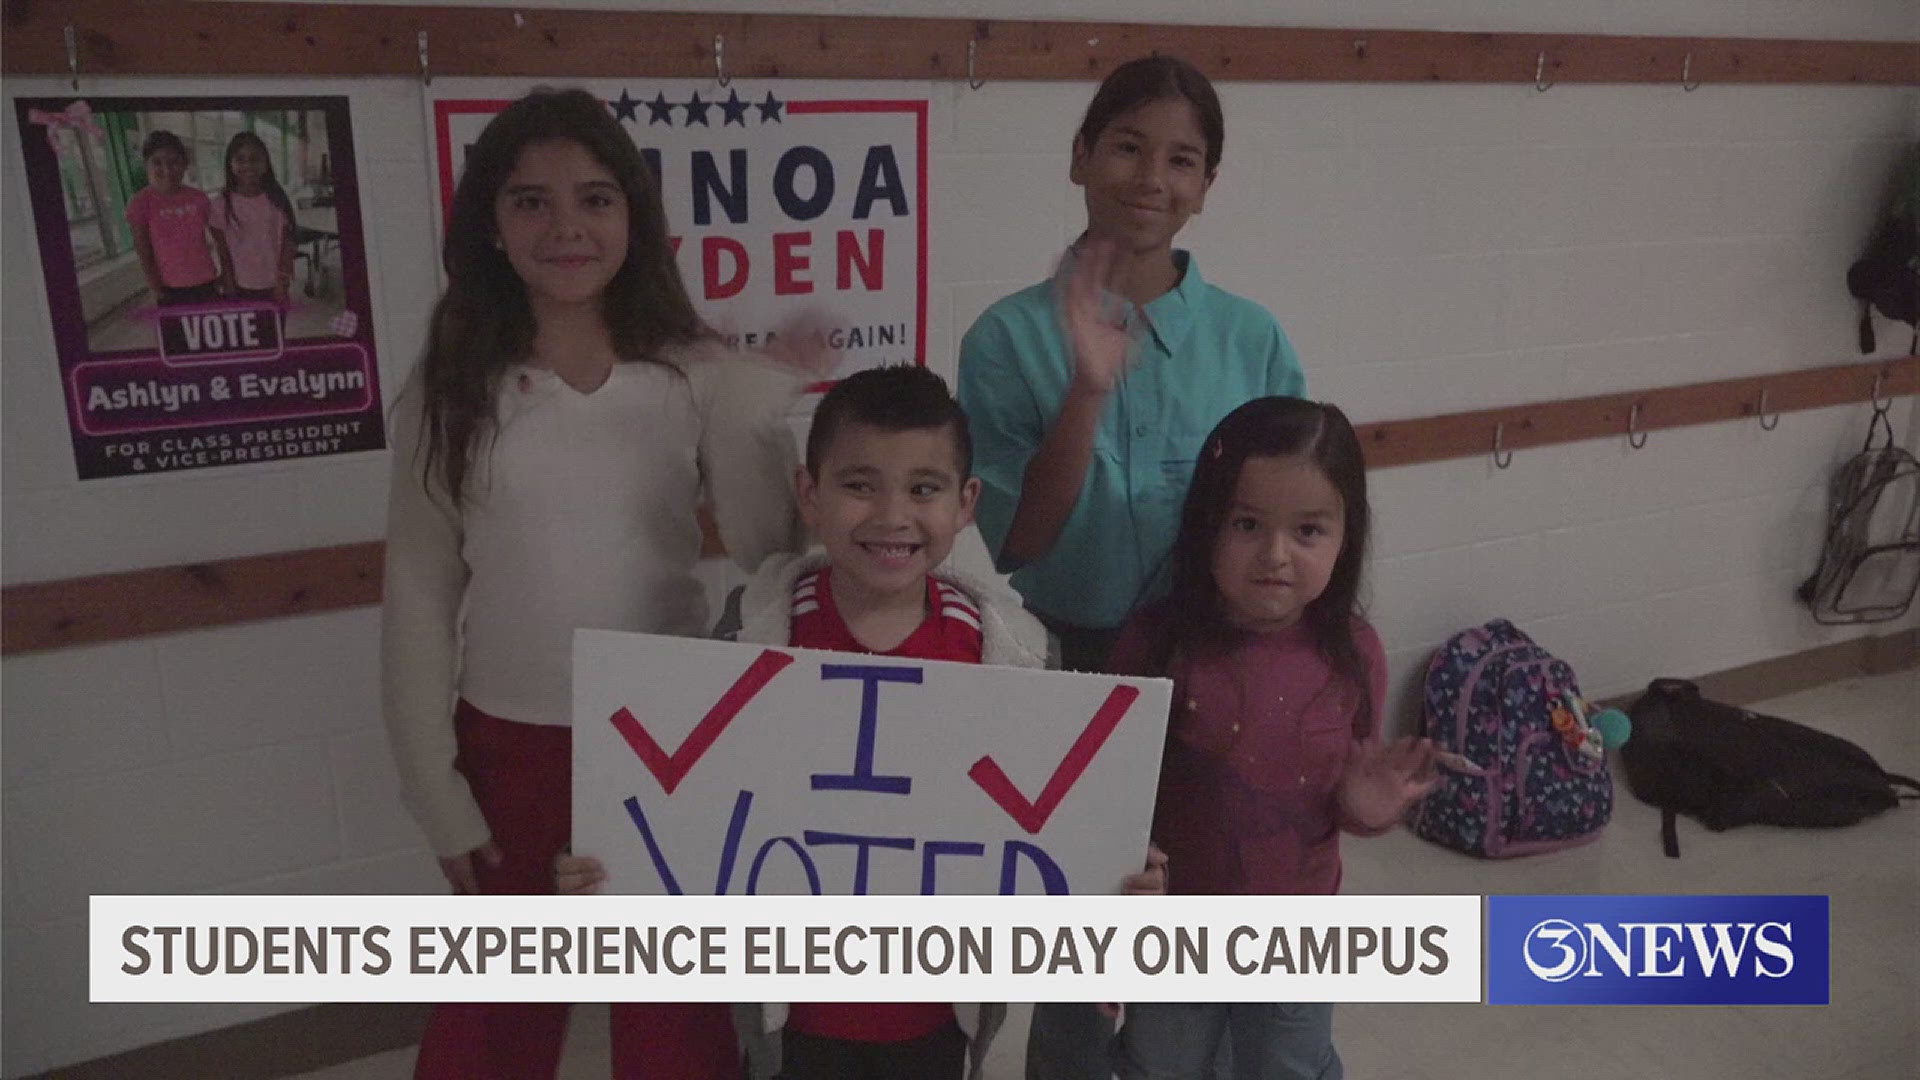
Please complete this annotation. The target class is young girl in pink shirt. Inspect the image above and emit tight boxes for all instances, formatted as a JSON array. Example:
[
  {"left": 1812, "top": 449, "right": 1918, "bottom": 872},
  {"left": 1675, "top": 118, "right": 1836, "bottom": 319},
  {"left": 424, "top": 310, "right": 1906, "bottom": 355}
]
[
  {"left": 126, "top": 130, "right": 221, "bottom": 306},
  {"left": 210, "top": 131, "right": 296, "bottom": 302},
  {"left": 1108, "top": 397, "right": 1451, "bottom": 1080}
]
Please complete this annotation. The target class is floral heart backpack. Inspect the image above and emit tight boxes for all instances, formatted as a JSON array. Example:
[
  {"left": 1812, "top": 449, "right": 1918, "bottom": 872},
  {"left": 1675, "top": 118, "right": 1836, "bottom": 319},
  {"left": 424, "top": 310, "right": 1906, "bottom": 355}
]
[{"left": 1409, "top": 620, "right": 1613, "bottom": 857}]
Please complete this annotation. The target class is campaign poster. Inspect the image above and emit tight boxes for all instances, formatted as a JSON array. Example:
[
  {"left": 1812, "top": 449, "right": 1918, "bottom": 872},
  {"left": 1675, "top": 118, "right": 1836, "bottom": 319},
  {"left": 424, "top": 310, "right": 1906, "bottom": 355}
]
[
  {"left": 13, "top": 95, "right": 385, "bottom": 478},
  {"left": 429, "top": 81, "right": 927, "bottom": 384}
]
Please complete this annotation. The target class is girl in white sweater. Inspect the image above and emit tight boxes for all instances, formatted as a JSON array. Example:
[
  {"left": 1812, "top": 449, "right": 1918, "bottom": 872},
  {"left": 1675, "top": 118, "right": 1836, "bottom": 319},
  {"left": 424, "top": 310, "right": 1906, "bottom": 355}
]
[{"left": 382, "top": 87, "right": 818, "bottom": 1079}]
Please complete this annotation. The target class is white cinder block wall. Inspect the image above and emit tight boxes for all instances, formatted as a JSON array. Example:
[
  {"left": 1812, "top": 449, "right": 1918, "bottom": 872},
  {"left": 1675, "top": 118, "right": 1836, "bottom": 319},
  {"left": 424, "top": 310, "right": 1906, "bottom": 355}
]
[{"left": 3, "top": 0, "right": 1916, "bottom": 1073}]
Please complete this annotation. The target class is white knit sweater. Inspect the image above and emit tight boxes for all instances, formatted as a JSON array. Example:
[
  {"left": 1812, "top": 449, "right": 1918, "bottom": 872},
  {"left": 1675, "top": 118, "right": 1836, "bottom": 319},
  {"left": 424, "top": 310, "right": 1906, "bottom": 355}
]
[{"left": 381, "top": 340, "right": 803, "bottom": 857}]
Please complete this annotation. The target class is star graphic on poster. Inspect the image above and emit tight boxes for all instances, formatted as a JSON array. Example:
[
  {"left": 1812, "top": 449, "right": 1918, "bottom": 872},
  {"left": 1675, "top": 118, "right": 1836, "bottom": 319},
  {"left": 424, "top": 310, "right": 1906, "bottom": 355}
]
[
  {"left": 611, "top": 89, "right": 641, "bottom": 123},
  {"left": 756, "top": 91, "right": 785, "bottom": 123},
  {"left": 645, "top": 92, "right": 676, "bottom": 125},
  {"left": 683, "top": 92, "right": 713, "bottom": 126},
  {"left": 719, "top": 88, "right": 751, "bottom": 127}
]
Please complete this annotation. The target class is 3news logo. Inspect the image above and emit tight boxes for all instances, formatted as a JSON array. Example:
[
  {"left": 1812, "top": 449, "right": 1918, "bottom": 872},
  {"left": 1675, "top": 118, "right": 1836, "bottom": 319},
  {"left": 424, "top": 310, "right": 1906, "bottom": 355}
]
[{"left": 1487, "top": 895, "right": 1829, "bottom": 1004}]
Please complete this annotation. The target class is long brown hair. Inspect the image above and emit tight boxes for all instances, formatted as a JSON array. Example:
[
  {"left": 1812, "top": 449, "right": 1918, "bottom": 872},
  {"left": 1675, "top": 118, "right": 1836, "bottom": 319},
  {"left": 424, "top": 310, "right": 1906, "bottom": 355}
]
[
  {"left": 416, "top": 87, "right": 709, "bottom": 503},
  {"left": 1148, "top": 397, "right": 1375, "bottom": 733},
  {"left": 221, "top": 131, "right": 295, "bottom": 230}
]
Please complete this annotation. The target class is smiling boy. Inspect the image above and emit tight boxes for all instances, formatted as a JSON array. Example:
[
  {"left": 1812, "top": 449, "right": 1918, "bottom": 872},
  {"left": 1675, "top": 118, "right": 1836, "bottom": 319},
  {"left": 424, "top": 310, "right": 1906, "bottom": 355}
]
[
  {"left": 724, "top": 364, "right": 1051, "bottom": 670},
  {"left": 717, "top": 363, "right": 1049, "bottom": 1078},
  {"left": 556, "top": 364, "right": 1165, "bottom": 1077}
]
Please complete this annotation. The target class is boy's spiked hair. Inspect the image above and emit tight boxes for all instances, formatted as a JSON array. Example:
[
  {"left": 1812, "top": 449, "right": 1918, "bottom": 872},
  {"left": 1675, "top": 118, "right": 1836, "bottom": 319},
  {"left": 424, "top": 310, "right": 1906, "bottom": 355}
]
[{"left": 805, "top": 364, "right": 972, "bottom": 478}]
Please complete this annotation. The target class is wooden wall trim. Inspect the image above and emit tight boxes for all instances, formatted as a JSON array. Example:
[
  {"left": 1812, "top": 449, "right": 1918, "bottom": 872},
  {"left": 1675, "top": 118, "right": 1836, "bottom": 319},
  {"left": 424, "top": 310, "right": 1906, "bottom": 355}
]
[
  {"left": 2, "top": 541, "right": 385, "bottom": 654},
  {"left": 1595, "top": 628, "right": 1918, "bottom": 710},
  {"left": 14, "top": 1001, "right": 430, "bottom": 1080},
  {"left": 4, "top": 356, "right": 1912, "bottom": 655},
  {"left": 1358, "top": 355, "right": 1919, "bottom": 469},
  {"left": 4, "top": 1, "right": 1915, "bottom": 85}
]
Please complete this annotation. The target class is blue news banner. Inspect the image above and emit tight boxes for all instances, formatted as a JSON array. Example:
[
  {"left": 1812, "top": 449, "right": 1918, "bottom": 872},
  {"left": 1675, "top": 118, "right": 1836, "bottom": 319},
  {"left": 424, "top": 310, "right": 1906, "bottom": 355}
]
[{"left": 1488, "top": 895, "right": 1829, "bottom": 1005}]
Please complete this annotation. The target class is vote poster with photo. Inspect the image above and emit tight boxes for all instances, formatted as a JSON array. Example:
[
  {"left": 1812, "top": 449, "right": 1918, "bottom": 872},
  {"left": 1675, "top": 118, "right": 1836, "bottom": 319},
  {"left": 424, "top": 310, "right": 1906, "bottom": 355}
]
[
  {"left": 12, "top": 94, "right": 385, "bottom": 478},
  {"left": 429, "top": 80, "right": 927, "bottom": 385}
]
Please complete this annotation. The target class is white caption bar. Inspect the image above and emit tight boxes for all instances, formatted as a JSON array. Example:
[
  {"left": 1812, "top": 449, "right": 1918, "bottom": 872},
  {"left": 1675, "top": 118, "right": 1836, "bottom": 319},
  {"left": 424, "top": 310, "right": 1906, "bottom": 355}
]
[{"left": 92, "top": 894, "right": 1481, "bottom": 1003}]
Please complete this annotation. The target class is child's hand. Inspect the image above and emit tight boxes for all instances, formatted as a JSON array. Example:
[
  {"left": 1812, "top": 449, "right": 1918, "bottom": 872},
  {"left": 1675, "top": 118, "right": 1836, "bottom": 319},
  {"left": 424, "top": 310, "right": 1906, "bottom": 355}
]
[
  {"left": 1120, "top": 843, "right": 1168, "bottom": 895},
  {"left": 554, "top": 852, "right": 607, "bottom": 896},
  {"left": 762, "top": 309, "right": 839, "bottom": 382},
  {"left": 437, "top": 841, "right": 503, "bottom": 895},
  {"left": 1060, "top": 238, "right": 1133, "bottom": 395},
  {"left": 1339, "top": 736, "right": 1442, "bottom": 832}
]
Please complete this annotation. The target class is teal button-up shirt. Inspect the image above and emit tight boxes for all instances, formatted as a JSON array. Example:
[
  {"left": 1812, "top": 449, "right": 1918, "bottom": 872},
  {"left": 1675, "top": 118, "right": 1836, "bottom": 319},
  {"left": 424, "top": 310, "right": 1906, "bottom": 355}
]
[{"left": 957, "top": 250, "right": 1307, "bottom": 630}]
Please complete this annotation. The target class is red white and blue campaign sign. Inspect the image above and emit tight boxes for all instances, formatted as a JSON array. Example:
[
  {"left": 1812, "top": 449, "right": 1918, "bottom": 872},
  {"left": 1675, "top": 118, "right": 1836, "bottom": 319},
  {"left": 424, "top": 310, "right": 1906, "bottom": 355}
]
[
  {"left": 12, "top": 95, "right": 384, "bottom": 478},
  {"left": 429, "top": 82, "right": 927, "bottom": 385},
  {"left": 572, "top": 632, "right": 1173, "bottom": 897}
]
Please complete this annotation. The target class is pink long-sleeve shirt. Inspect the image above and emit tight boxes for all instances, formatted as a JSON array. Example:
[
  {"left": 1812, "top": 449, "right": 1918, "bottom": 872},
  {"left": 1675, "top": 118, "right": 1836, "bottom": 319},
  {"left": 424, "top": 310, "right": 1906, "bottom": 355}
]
[{"left": 1109, "top": 609, "right": 1389, "bottom": 897}]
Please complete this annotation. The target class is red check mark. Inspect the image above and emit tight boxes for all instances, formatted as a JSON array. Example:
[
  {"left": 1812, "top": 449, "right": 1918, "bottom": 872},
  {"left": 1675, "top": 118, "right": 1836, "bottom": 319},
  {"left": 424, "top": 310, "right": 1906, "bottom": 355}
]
[
  {"left": 968, "top": 684, "right": 1139, "bottom": 834},
  {"left": 609, "top": 649, "right": 793, "bottom": 795}
]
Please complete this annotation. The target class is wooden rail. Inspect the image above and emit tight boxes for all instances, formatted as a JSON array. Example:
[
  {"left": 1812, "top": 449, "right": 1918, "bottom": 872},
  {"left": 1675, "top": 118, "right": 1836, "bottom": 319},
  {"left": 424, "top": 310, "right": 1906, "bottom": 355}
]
[
  {"left": 5, "top": 356, "right": 1912, "bottom": 655},
  {"left": 3, "top": 541, "right": 385, "bottom": 655},
  {"left": 1359, "top": 357, "right": 1919, "bottom": 468},
  {"left": 3, "top": 2, "right": 1915, "bottom": 86}
]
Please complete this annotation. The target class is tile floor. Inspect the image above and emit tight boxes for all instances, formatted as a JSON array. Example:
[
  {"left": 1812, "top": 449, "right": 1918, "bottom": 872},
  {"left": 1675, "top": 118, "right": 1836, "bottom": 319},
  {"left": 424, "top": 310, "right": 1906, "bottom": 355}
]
[{"left": 288, "top": 668, "right": 1918, "bottom": 1080}]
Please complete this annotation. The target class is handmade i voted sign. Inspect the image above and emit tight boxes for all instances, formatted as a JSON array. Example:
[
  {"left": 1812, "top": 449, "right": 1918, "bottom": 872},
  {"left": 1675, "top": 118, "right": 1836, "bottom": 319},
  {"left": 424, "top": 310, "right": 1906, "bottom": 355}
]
[{"left": 572, "top": 631, "right": 1172, "bottom": 897}]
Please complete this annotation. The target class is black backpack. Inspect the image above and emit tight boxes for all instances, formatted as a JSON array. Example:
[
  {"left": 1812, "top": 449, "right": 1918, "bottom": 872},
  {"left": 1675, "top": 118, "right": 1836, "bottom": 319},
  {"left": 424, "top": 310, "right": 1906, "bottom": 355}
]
[
  {"left": 1620, "top": 678, "right": 1919, "bottom": 857},
  {"left": 1846, "top": 143, "right": 1919, "bottom": 353}
]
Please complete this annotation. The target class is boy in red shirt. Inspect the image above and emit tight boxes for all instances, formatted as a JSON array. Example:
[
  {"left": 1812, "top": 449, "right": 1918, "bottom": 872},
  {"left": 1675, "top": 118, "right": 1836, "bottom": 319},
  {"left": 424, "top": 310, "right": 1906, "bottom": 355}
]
[
  {"left": 725, "top": 364, "right": 1048, "bottom": 1079},
  {"left": 562, "top": 366, "right": 1164, "bottom": 1078}
]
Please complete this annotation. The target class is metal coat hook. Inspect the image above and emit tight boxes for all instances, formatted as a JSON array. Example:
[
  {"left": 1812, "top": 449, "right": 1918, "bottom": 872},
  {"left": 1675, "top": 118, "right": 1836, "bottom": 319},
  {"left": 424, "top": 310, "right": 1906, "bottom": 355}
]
[
  {"left": 1353, "top": 39, "right": 1369, "bottom": 60},
  {"left": 1682, "top": 51, "right": 1701, "bottom": 91},
  {"left": 1757, "top": 387, "right": 1780, "bottom": 430},
  {"left": 1627, "top": 402, "right": 1648, "bottom": 449},
  {"left": 1535, "top": 51, "right": 1554, "bottom": 92},
  {"left": 65, "top": 25, "right": 79, "bottom": 90},
  {"left": 418, "top": 30, "right": 430, "bottom": 86},
  {"left": 967, "top": 39, "right": 984, "bottom": 90},
  {"left": 1870, "top": 371, "right": 1890, "bottom": 412},
  {"left": 1492, "top": 422, "right": 1513, "bottom": 469},
  {"left": 714, "top": 34, "right": 729, "bottom": 87}
]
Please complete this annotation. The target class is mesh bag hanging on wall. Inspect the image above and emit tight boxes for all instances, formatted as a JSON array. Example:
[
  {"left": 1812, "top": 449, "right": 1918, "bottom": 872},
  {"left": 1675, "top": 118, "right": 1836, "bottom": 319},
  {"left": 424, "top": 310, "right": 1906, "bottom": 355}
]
[{"left": 1796, "top": 400, "right": 1920, "bottom": 623}]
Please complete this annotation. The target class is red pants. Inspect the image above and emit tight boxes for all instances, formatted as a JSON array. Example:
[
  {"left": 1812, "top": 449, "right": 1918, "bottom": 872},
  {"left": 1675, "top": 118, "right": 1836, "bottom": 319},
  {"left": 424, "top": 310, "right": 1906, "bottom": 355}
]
[{"left": 413, "top": 703, "right": 740, "bottom": 1080}]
